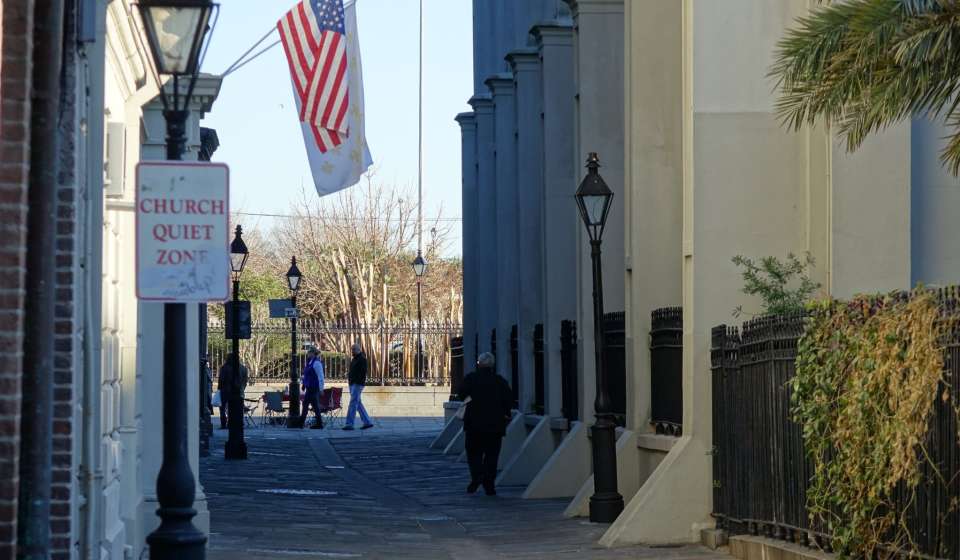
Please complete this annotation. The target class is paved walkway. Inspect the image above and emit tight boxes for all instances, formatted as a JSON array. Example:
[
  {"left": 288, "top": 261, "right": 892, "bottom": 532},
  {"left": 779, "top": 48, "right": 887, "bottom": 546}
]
[{"left": 200, "top": 418, "right": 728, "bottom": 559}]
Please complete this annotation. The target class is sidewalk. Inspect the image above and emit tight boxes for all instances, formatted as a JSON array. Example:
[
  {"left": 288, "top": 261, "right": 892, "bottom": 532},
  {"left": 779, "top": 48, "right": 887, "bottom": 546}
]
[{"left": 201, "top": 418, "right": 728, "bottom": 559}]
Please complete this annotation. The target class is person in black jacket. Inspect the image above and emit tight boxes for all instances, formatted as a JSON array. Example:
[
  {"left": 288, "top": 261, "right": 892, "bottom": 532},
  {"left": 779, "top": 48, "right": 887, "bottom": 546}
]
[
  {"left": 460, "top": 352, "right": 513, "bottom": 496},
  {"left": 343, "top": 343, "right": 373, "bottom": 430}
]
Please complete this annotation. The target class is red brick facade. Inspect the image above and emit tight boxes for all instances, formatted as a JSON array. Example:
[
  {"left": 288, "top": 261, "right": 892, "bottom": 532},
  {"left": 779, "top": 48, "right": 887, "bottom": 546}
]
[
  {"left": 0, "top": 1, "right": 34, "bottom": 558},
  {"left": 51, "top": 2, "right": 77, "bottom": 556}
]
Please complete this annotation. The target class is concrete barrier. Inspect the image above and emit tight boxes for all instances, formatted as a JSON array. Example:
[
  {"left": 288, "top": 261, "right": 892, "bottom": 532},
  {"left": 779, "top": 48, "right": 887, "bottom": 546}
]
[
  {"left": 496, "top": 412, "right": 527, "bottom": 469},
  {"left": 430, "top": 414, "right": 463, "bottom": 449},
  {"left": 443, "top": 427, "right": 466, "bottom": 455},
  {"left": 497, "top": 416, "right": 557, "bottom": 486},
  {"left": 522, "top": 421, "right": 591, "bottom": 499},
  {"left": 563, "top": 429, "right": 638, "bottom": 518}
]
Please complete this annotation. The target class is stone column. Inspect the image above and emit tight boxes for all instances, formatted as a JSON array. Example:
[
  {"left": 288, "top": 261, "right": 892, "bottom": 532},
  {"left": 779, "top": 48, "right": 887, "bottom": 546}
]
[
  {"left": 533, "top": 20, "right": 576, "bottom": 419},
  {"left": 565, "top": 0, "right": 624, "bottom": 422},
  {"left": 487, "top": 74, "right": 520, "bottom": 387},
  {"left": 137, "top": 76, "right": 221, "bottom": 541},
  {"left": 508, "top": 48, "right": 543, "bottom": 413},
  {"left": 469, "top": 95, "right": 497, "bottom": 355},
  {"left": 472, "top": 0, "right": 493, "bottom": 95},
  {"left": 456, "top": 112, "right": 479, "bottom": 371},
  {"left": 621, "top": 0, "right": 684, "bottom": 433}
]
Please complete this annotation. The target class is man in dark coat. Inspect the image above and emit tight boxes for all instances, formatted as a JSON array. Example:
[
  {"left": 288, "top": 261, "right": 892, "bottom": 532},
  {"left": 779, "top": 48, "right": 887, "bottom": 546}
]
[
  {"left": 217, "top": 353, "right": 248, "bottom": 429},
  {"left": 460, "top": 352, "right": 513, "bottom": 496},
  {"left": 343, "top": 343, "right": 373, "bottom": 430}
]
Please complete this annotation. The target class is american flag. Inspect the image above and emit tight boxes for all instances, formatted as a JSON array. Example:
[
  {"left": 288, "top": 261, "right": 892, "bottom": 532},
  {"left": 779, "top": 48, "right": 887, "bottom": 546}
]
[{"left": 277, "top": 0, "right": 350, "bottom": 153}]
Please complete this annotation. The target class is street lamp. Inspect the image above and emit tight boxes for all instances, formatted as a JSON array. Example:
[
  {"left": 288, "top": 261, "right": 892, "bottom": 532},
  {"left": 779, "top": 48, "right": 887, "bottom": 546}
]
[
  {"left": 574, "top": 152, "right": 623, "bottom": 523},
  {"left": 412, "top": 252, "right": 427, "bottom": 379},
  {"left": 225, "top": 225, "right": 249, "bottom": 460},
  {"left": 137, "top": 0, "right": 217, "bottom": 557},
  {"left": 286, "top": 256, "right": 303, "bottom": 428}
]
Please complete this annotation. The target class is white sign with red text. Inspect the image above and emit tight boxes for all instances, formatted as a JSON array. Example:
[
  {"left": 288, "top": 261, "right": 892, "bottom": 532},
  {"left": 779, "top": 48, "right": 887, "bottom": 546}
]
[{"left": 136, "top": 162, "right": 230, "bottom": 302}]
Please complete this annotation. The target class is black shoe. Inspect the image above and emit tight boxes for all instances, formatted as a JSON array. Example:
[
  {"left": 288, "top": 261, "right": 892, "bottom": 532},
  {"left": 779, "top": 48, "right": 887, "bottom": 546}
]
[
  {"left": 484, "top": 486, "right": 496, "bottom": 496},
  {"left": 310, "top": 423, "right": 324, "bottom": 429},
  {"left": 360, "top": 424, "right": 374, "bottom": 430},
  {"left": 342, "top": 425, "right": 355, "bottom": 431},
  {"left": 467, "top": 481, "right": 480, "bottom": 494}
]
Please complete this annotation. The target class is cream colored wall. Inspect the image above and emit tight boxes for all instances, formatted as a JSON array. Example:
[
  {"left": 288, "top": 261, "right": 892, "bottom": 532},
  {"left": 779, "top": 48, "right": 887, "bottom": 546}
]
[
  {"left": 623, "top": 0, "right": 683, "bottom": 431},
  {"left": 608, "top": 0, "right": 915, "bottom": 546},
  {"left": 102, "top": 2, "right": 149, "bottom": 555},
  {"left": 829, "top": 129, "right": 912, "bottom": 297}
]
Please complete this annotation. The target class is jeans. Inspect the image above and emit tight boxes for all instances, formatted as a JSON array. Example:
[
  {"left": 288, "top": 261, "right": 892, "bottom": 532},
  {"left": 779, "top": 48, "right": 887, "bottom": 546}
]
[
  {"left": 465, "top": 431, "right": 503, "bottom": 488},
  {"left": 345, "top": 384, "right": 372, "bottom": 427},
  {"left": 300, "top": 387, "right": 323, "bottom": 427}
]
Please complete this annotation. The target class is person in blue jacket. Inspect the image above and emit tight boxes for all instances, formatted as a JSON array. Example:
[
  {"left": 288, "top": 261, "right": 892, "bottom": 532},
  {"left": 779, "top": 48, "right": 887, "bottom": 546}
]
[{"left": 299, "top": 346, "right": 325, "bottom": 429}]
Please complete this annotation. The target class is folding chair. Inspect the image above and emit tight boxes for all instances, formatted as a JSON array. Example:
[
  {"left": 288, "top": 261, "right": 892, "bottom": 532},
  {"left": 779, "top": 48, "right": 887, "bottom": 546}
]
[
  {"left": 243, "top": 398, "right": 260, "bottom": 428},
  {"left": 319, "top": 387, "right": 344, "bottom": 428},
  {"left": 262, "top": 391, "right": 287, "bottom": 427}
]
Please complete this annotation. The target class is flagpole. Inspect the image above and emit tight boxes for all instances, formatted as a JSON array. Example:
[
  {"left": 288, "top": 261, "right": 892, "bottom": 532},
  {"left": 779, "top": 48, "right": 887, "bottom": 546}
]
[{"left": 417, "top": 0, "right": 424, "bottom": 254}]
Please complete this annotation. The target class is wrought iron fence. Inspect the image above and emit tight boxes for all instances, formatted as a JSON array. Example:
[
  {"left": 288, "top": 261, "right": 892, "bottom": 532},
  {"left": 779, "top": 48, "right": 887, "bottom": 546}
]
[
  {"left": 208, "top": 319, "right": 462, "bottom": 386},
  {"left": 510, "top": 324, "right": 519, "bottom": 409},
  {"left": 711, "top": 303, "right": 960, "bottom": 558},
  {"left": 560, "top": 320, "right": 578, "bottom": 422},
  {"left": 533, "top": 323, "right": 545, "bottom": 415},
  {"left": 450, "top": 336, "right": 464, "bottom": 400},
  {"left": 603, "top": 311, "right": 627, "bottom": 424},
  {"left": 650, "top": 307, "right": 682, "bottom": 435}
]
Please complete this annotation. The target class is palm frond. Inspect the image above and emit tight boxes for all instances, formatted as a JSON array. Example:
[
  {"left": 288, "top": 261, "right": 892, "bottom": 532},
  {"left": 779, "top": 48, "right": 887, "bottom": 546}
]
[{"left": 771, "top": 0, "right": 960, "bottom": 173}]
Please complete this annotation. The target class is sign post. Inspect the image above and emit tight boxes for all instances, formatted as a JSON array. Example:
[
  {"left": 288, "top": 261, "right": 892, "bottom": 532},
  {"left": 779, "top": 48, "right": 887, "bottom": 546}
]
[{"left": 136, "top": 162, "right": 230, "bottom": 302}]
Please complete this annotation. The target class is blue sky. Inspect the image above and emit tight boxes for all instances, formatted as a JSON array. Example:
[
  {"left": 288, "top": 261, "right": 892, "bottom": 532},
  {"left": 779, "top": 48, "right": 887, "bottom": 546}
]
[{"left": 200, "top": 0, "right": 472, "bottom": 256}]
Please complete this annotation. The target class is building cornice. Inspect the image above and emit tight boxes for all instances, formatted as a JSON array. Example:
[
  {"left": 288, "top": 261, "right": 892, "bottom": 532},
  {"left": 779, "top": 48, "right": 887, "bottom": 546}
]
[
  {"left": 455, "top": 111, "right": 477, "bottom": 127},
  {"left": 506, "top": 48, "right": 539, "bottom": 73},
  {"left": 563, "top": 0, "right": 624, "bottom": 18},
  {"left": 484, "top": 73, "right": 515, "bottom": 95},
  {"left": 142, "top": 73, "right": 224, "bottom": 114},
  {"left": 468, "top": 94, "right": 494, "bottom": 112},
  {"left": 531, "top": 20, "right": 574, "bottom": 48}
]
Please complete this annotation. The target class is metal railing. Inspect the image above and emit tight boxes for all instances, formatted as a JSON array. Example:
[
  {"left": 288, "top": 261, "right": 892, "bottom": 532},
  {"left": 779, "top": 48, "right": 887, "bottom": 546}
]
[
  {"left": 603, "top": 311, "right": 627, "bottom": 424},
  {"left": 650, "top": 307, "right": 682, "bottom": 435},
  {"left": 510, "top": 324, "right": 519, "bottom": 409},
  {"left": 533, "top": 323, "right": 545, "bottom": 415},
  {"left": 560, "top": 320, "right": 579, "bottom": 422},
  {"left": 711, "top": 302, "right": 960, "bottom": 558},
  {"left": 208, "top": 319, "right": 462, "bottom": 386}
]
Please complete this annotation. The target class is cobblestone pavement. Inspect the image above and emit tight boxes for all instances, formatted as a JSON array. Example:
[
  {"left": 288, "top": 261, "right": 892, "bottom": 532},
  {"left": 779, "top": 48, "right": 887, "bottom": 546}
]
[{"left": 201, "top": 417, "right": 729, "bottom": 560}]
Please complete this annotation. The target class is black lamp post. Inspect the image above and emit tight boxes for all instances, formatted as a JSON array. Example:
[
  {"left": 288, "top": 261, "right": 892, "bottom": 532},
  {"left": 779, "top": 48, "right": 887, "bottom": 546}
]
[
  {"left": 412, "top": 252, "right": 427, "bottom": 379},
  {"left": 225, "top": 225, "right": 249, "bottom": 460},
  {"left": 137, "top": 0, "right": 217, "bottom": 557},
  {"left": 286, "top": 256, "right": 303, "bottom": 428},
  {"left": 575, "top": 152, "right": 624, "bottom": 523}
]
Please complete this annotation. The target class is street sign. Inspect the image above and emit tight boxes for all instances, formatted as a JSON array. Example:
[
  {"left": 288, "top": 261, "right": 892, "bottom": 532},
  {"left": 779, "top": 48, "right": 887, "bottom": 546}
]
[
  {"left": 285, "top": 308, "right": 299, "bottom": 319},
  {"left": 224, "top": 300, "right": 252, "bottom": 340},
  {"left": 135, "top": 162, "right": 230, "bottom": 302},
  {"left": 268, "top": 298, "right": 293, "bottom": 318}
]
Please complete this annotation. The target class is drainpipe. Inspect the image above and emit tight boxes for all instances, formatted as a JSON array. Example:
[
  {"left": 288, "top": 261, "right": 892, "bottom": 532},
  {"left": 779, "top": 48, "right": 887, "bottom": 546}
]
[
  {"left": 78, "top": 0, "right": 107, "bottom": 557},
  {"left": 18, "top": 0, "right": 65, "bottom": 558}
]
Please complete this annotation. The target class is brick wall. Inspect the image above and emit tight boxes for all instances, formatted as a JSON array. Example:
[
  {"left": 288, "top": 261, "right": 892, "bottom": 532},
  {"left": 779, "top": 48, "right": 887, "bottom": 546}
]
[
  {"left": 50, "top": 1, "right": 79, "bottom": 556},
  {"left": 0, "top": 1, "right": 34, "bottom": 558}
]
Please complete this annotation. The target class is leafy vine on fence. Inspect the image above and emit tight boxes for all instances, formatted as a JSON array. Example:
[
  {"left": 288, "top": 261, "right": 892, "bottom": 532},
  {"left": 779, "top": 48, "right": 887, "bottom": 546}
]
[{"left": 792, "top": 290, "right": 946, "bottom": 558}]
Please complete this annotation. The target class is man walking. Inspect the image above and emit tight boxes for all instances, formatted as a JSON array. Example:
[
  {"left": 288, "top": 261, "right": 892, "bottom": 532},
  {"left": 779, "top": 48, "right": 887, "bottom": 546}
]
[
  {"left": 299, "top": 346, "right": 325, "bottom": 429},
  {"left": 343, "top": 343, "right": 373, "bottom": 430},
  {"left": 461, "top": 352, "right": 513, "bottom": 496},
  {"left": 217, "top": 353, "right": 248, "bottom": 429}
]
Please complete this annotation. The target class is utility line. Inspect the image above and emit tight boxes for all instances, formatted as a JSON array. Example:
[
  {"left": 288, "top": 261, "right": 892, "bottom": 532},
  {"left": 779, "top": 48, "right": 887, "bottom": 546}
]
[{"left": 232, "top": 210, "right": 462, "bottom": 222}]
